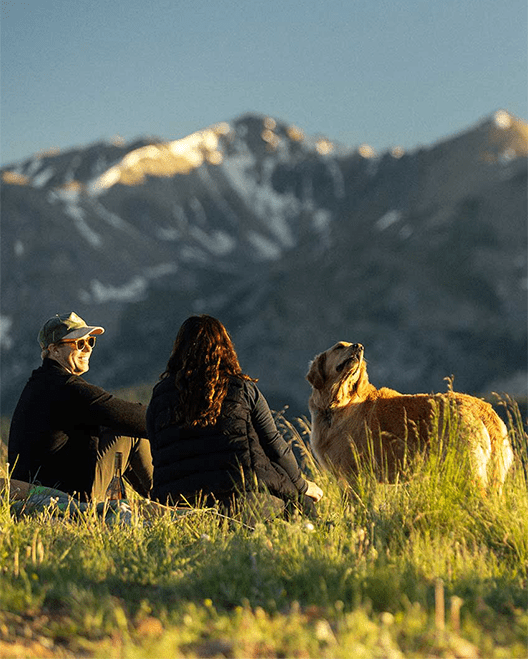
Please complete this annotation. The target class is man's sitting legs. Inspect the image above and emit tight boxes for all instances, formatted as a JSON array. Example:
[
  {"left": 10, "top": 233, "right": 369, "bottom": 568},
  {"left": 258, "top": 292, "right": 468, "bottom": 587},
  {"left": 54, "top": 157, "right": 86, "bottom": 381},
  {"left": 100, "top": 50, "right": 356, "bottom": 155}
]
[{"left": 92, "top": 430, "right": 153, "bottom": 502}]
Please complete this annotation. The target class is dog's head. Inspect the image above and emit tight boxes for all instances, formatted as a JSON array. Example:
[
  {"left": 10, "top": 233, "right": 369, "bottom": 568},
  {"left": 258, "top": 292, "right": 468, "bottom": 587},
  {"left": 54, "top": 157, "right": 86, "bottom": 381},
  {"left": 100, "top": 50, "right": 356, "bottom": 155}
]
[{"left": 306, "top": 342, "right": 370, "bottom": 408}]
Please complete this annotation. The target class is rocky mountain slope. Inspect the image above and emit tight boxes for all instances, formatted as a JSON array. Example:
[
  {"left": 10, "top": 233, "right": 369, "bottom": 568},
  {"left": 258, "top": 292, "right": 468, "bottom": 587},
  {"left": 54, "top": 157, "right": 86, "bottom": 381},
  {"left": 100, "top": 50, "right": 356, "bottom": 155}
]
[{"left": 1, "top": 110, "right": 526, "bottom": 418}]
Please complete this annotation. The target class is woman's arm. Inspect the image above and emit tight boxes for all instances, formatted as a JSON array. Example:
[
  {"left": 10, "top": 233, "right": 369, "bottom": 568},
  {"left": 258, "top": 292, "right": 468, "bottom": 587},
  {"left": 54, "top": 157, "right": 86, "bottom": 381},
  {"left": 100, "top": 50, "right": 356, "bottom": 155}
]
[{"left": 247, "top": 383, "right": 308, "bottom": 493}]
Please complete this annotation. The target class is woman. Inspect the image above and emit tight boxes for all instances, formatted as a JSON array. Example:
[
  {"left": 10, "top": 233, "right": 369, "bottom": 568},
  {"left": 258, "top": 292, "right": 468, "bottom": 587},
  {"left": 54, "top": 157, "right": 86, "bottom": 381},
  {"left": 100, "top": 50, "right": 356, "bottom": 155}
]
[{"left": 147, "top": 315, "right": 323, "bottom": 517}]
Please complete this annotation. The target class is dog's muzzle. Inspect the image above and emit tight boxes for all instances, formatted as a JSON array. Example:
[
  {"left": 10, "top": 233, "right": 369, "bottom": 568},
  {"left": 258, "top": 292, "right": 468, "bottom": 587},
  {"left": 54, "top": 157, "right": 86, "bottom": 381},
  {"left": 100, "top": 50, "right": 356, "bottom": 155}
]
[{"left": 336, "top": 343, "right": 364, "bottom": 373}]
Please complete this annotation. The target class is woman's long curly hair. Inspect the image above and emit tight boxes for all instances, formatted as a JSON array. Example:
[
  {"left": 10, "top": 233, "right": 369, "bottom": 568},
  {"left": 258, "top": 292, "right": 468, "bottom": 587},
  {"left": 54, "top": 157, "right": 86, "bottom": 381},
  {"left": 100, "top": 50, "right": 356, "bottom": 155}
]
[{"left": 161, "top": 315, "right": 256, "bottom": 427}]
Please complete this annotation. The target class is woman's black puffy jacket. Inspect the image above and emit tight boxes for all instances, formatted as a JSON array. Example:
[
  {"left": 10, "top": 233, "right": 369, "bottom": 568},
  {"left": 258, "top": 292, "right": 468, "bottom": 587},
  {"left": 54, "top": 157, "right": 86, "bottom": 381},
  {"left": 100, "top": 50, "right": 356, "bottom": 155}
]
[{"left": 147, "top": 375, "right": 309, "bottom": 506}]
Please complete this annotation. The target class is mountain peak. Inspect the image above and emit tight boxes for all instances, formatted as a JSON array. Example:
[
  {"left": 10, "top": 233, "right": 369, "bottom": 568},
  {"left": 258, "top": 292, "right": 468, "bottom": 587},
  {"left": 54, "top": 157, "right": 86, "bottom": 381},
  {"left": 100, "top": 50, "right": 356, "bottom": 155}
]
[{"left": 486, "top": 109, "right": 528, "bottom": 159}]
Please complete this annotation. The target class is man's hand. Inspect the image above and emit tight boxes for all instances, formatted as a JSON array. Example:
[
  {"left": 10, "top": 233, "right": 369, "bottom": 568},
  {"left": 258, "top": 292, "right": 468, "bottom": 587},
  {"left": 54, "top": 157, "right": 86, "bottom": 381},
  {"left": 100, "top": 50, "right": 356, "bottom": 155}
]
[
  {"left": 0, "top": 478, "right": 33, "bottom": 501},
  {"left": 304, "top": 479, "right": 323, "bottom": 502}
]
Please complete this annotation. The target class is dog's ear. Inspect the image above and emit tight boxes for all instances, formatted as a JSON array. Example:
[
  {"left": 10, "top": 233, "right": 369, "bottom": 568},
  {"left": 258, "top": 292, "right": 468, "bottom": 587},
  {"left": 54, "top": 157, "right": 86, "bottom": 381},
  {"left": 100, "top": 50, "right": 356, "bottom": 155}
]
[{"left": 306, "top": 353, "right": 327, "bottom": 390}]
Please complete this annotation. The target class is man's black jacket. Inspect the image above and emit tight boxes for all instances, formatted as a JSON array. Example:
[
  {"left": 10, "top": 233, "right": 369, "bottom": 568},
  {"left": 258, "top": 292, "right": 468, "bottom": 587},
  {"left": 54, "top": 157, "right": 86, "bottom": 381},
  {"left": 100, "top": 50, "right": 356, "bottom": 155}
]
[{"left": 8, "top": 358, "right": 147, "bottom": 499}]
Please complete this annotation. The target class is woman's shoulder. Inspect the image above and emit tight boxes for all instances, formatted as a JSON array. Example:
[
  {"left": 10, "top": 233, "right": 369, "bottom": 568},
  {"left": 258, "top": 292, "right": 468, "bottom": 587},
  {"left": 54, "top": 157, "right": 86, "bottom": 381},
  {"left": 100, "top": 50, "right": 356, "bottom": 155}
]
[
  {"left": 227, "top": 375, "right": 258, "bottom": 391},
  {"left": 149, "top": 376, "right": 177, "bottom": 404},
  {"left": 226, "top": 376, "right": 261, "bottom": 406}
]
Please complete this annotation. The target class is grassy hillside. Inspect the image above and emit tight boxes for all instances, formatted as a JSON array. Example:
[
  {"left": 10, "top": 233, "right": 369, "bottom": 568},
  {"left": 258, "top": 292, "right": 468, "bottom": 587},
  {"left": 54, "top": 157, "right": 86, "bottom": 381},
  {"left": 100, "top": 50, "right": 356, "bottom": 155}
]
[{"left": 0, "top": 399, "right": 527, "bottom": 658}]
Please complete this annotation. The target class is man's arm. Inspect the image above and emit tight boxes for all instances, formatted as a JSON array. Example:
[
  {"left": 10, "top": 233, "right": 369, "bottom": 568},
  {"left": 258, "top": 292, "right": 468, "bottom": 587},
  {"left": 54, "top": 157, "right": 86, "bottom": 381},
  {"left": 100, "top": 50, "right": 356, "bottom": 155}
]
[{"left": 68, "top": 377, "right": 148, "bottom": 437}]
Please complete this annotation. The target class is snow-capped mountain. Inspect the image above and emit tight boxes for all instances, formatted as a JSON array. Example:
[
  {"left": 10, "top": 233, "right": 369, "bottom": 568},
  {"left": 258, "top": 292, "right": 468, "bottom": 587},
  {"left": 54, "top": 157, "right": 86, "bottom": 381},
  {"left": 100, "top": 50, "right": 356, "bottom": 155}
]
[{"left": 1, "top": 110, "right": 526, "bottom": 418}]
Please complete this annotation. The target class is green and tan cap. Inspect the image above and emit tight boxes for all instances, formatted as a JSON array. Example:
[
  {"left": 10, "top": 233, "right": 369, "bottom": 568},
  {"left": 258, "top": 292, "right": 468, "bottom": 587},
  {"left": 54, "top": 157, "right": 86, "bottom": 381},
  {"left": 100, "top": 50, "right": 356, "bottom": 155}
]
[{"left": 38, "top": 312, "right": 105, "bottom": 348}]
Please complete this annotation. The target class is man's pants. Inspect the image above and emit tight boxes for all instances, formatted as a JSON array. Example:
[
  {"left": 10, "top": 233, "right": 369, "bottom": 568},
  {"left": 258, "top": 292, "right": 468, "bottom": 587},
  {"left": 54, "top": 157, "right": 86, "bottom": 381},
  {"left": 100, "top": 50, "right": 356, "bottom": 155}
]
[{"left": 91, "top": 430, "right": 153, "bottom": 502}]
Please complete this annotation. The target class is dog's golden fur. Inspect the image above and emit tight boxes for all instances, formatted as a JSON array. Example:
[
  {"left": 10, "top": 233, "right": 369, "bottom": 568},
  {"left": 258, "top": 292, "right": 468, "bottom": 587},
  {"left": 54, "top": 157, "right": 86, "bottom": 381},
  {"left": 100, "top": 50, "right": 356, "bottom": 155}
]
[{"left": 306, "top": 342, "right": 514, "bottom": 490}]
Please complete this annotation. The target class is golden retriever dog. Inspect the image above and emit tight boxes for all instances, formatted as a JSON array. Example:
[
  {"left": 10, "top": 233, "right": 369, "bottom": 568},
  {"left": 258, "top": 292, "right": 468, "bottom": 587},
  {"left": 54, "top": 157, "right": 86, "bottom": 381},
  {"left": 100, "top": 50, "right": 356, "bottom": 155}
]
[{"left": 306, "top": 342, "right": 514, "bottom": 491}]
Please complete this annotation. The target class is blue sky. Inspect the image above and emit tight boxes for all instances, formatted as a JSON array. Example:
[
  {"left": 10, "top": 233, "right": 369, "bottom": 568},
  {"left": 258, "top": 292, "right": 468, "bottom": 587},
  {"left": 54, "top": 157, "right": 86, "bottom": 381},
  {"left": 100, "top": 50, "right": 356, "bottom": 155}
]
[{"left": 1, "top": 0, "right": 527, "bottom": 166}]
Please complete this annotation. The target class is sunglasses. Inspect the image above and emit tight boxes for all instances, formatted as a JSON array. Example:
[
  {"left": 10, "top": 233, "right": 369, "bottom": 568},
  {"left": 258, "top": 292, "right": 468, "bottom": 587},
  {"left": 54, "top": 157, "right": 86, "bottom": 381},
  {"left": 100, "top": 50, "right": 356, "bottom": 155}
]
[{"left": 59, "top": 336, "right": 97, "bottom": 350}]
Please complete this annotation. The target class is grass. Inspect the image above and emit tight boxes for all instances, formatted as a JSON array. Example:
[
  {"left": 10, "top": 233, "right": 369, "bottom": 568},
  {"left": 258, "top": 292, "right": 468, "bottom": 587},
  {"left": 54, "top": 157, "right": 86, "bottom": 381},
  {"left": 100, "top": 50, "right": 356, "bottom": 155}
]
[{"left": 0, "top": 398, "right": 527, "bottom": 658}]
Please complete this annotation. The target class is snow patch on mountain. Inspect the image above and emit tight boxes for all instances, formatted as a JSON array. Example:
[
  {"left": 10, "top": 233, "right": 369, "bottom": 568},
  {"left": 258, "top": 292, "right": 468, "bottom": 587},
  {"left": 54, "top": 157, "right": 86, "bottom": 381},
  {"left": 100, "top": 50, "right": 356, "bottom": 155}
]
[
  {"left": 0, "top": 316, "right": 14, "bottom": 350},
  {"left": 313, "top": 209, "right": 331, "bottom": 232},
  {"left": 494, "top": 110, "right": 512, "bottom": 129},
  {"left": 247, "top": 231, "right": 281, "bottom": 260},
  {"left": 156, "top": 226, "right": 179, "bottom": 240},
  {"left": 376, "top": 210, "right": 402, "bottom": 231},
  {"left": 84, "top": 277, "right": 148, "bottom": 304},
  {"left": 144, "top": 263, "right": 178, "bottom": 278},
  {"left": 325, "top": 159, "right": 346, "bottom": 198},
  {"left": 32, "top": 167, "right": 54, "bottom": 188},
  {"left": 85, "top": 125, "right": 229, "bottom": 195},
  {"left": 222, "top": 153, "right": 299, "bottom": 249},
  {"left": 64, "top": 155, "right": 82, "bottom": 184},
  {"left": 499, "top": 149, "right": 517, "bottom": 164},
  {"left": 189, "top": 197, "right": 207, "bottom": 227},
  {"left": 65, "top": 205, "right": 102, "bottom": 248},
  {"left": 399, "top": 225, "right": 413, "bottom": 239},
  {"left": 188, "top": 226, "right": 236, "bottom": 256},
  {"left": 180, "top": 246, "right": 209, "bottom": 263},
  {"left": 221, "top": 153, "right": 256, "bottom": 195},
  {"left": 88, "top": 167, "right": 121, "bottom": 195},
  {"left": 197, "top": 166, "right": 238, "bottom": 225},
  {"left": 49, "top": 186, "right": 108, "bottom": 246},
  {"left": 25, "top": 157, "right": 42, "bottom": 177},
  {"left": 89, "top": 200, "right": 134, "bottom": 232},
  {"left": 172, "top": 204, "right": 189, "bottom": 226}
]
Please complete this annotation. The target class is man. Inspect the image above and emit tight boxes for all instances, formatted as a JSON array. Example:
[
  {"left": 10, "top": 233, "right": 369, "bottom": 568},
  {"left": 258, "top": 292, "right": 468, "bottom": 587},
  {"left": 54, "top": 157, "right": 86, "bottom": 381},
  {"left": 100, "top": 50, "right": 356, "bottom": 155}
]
[{"left": 8, "top": 312, "right": 153, "bottom": 501}]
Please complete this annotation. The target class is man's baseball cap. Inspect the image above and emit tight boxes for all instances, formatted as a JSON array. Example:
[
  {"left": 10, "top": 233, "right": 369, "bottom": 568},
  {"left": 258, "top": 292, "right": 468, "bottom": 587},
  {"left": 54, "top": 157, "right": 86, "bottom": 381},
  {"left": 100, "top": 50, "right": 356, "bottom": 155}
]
[{"left": 38, "top": 312, "right": 105, "bottom": 348}]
